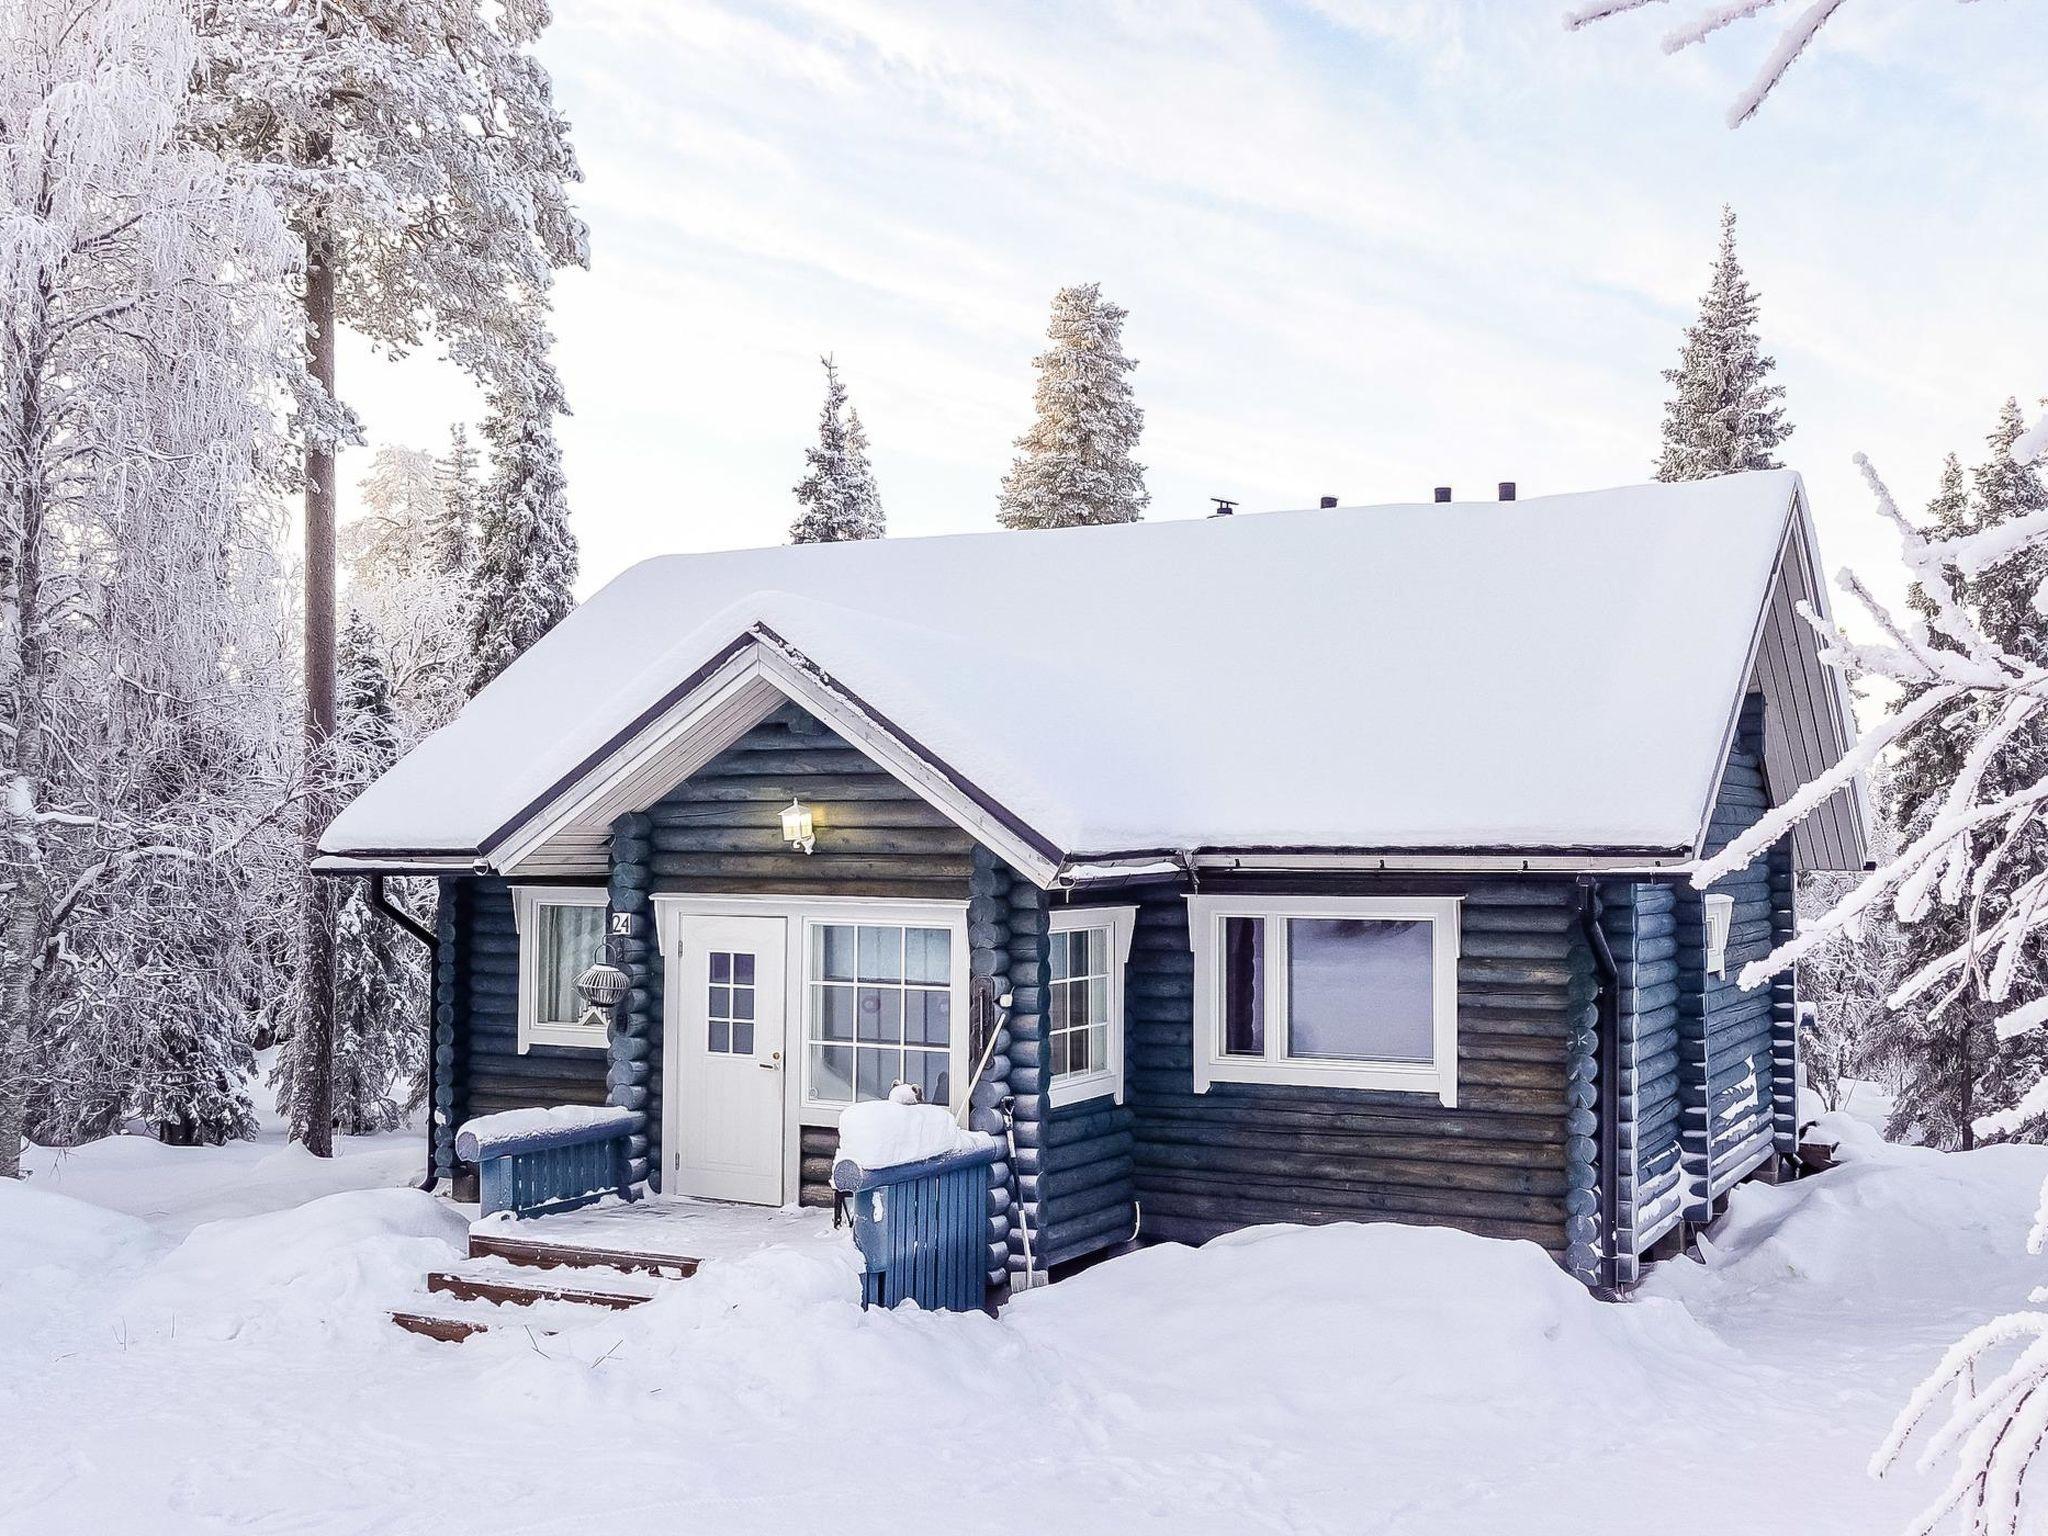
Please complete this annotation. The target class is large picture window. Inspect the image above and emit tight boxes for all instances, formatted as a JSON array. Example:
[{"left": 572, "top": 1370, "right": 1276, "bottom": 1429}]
[
  {"left": 512, "top": 886, "right": 610, "bottom": 1052},
  {"left": 1188, "top": 895, "right": 1461, "bottom": 1103},
  {"left": 1048, "top": 905, "right": 1136, "bottom": 1108},
  {"left": 806, "top": 922, "right": 954, "bottom": 1107}
]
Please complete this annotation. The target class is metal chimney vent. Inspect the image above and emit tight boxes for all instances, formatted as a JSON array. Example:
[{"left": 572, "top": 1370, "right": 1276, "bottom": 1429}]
[
  {"left": 1319, "top": 495, "right": 1338, "bottom": 509},
  {"left": 1209, "top": 497, "right": 1237, "bottom": 518},
  {"left": 1433, "top": 486, "right": 1452, "bottom": 504},
  {"left": 1498, "top": 481, "right": 1517, "bottom": 502}
]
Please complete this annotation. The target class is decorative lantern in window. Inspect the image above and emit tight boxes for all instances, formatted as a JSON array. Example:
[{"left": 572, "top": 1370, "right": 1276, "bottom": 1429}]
[
  {"left": 781, "top": 797, "right": 816, "bottom": 855},
  {"left": 1704, "top": 893, "right": 1735, "bottom": 978}
]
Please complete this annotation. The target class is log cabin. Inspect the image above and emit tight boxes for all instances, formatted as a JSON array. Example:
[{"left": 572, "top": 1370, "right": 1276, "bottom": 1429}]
[{"left": 320, "top": 469, "right": 1866, "bottom": 1300}]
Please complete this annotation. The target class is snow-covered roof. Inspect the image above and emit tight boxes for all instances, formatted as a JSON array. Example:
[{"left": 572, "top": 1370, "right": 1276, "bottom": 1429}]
[{"left": 320, "top": 470, "right": 1866, "bottom": 879}]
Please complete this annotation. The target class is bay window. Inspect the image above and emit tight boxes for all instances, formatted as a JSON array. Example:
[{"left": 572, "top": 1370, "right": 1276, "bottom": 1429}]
[{"left": 1188, "top": 895, "right": 1461, "bottom": 1103}]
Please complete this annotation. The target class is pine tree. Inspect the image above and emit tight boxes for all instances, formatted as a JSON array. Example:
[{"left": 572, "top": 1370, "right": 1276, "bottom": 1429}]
[
  {"left": 277, "top": 613, "right": 423, "bottom": 1136},
  {"left": 194, "top": 0, "right": 587, "bottom": 1157},
  {"left": 790, "top": 357, "right": 886, "bottom": 543},
  {"left": 1654, "top": 207, "right": 1792, "bottom": 483},
  {"left": 467, "top": 371, "right": 578, "bottom": 695},
  {"left": 998, "top": 283, "right": 1148, "bottom": 530}
]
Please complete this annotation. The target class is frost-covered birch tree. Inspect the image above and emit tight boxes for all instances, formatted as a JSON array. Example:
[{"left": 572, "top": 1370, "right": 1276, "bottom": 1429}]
[
  {"left": 790, "top": 356, "right": 886, "bottom": 544},
  {"left": 467, "top": 369, "right": 577, "bottom": 694},
  {"left": 998, "top": 283, "right": 1149, "bottom": 530},
  {"left": 0, "top": 0, "right": 304, "bottom": 1170},
  {"left": 1655, "top": 207, "right": 1791, "bottom": 483},
  {"left": 344, "top": 445, "right": 470, "bottom": 739},
  {"left": 194, "top": 0, "right": 587, "bottom": 1155}
]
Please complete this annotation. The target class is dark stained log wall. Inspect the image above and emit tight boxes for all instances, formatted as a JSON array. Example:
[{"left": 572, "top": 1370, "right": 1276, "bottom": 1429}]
[
  {"left": 640, "top": 701, "right": 973, "bottom": 903},
  {"left": 440, "top": 876, "right": 609, "bottom": 1143},
  {"left": 633, "top": 700, "right": 975, "bottom": 1208},
  {"left": 1602, "top": 881, "right": 1683, "bottom": 1284},
  {"left": 1117, "top": 876, "right": 1590, "bottom": 1257}
]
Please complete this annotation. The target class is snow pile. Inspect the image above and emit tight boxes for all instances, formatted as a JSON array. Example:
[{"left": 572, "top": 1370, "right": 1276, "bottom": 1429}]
[
  {"left": 0, "top": 1183, "right": 162, "bottom": 1297},
  {"left": 455, "top": 1104, "right": 635, "bottom": 1158},
  {"left": 121, "top": 1188, "right": 468, "bottom": 1341},
  {"left": 1646, "top": 1140, "right": 2046, "bottom": 1312},
  {"left": 833, "top": 1095, "right": 994, "bottom": 1173}
]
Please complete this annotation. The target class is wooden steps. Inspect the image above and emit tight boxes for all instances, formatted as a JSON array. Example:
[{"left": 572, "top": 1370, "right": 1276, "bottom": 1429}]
[
  {"left": 466, "top": 1228, "right": 700, "bottom": 1278},
  {"left": 391, "top": 1230, "right": 704, "bottom": 1342}
]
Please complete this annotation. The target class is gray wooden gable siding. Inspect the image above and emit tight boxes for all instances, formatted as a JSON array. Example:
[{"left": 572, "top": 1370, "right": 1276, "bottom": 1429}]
[
  {"left": 1119, "top": 878, "right": 1590, "bottom": 1263},
  {"left": 610, "top": 700, "right": 976, "bottom": 1205},
  {"left": 1676, "top": 694, "right": 1793, "bottom": 1221},
  {"left": 437, "top": 876, "right": 610, "bottom": 1169}
]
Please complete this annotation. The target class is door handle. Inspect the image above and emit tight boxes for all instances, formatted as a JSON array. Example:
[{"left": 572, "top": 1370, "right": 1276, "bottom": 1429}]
[{"left": 758, "top": 1050, "right": 782, "bottom": 1071}]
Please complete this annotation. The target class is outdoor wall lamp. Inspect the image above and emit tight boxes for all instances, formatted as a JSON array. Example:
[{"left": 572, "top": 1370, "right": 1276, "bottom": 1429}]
[
  {"left": 1704, "top": 893, "right": 1734, "bottom": 978},
  {"left": 781, "top": 797, "right": 816, "bottom": 855}
]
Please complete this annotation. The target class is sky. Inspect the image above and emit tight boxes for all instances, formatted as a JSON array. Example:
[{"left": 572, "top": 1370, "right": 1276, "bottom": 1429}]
[{"left": 341, "top": 0, "right": 2046, "bottom": 630}]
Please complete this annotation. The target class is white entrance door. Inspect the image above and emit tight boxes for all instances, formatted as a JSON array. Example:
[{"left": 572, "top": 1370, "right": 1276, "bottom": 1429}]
[{"left": 673, "top": 915, "right": 787, "bottom": 1204}]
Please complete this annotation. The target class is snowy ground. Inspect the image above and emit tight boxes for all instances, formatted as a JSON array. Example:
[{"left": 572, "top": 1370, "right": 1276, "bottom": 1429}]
[{"left": 5, "top": 1108, "right": 2042, "bottom": 1535}]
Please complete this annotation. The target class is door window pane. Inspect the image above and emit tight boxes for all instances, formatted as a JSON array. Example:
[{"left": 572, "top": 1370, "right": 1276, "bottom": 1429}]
[
  {"left": 1221, "top": 916, "right": 1264, "bottom": 1056},
  {"left": 705, "top": 950, "right": 756, "bottom": 1056},
  {"left": 1286, "top": 918, "right": 1434, "bottom": 1063}
]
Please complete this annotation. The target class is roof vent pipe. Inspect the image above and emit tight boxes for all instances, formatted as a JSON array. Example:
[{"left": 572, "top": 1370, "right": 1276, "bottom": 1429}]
[
  {"left": 1498, "top": 481, "right": 1516, "bottom": 502},
  {"left": 1433, "top": 486, "right": 1452, "bottom": 503},
  {"left": 1209, "top": 497, "right": 1237, "bottom": 518},
  {"left": 1319, "top": 495, "right": 1338, "bottom": 509}
]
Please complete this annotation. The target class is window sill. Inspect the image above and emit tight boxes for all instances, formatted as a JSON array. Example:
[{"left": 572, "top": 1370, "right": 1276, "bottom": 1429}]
[
  {"left": 1047, "top": 1071, "right": 1123, "bottom": 1110},
  {"left": 520, "top": 1023, "right": 609, "bottom": 1053},
  {"left": 1197, "top": 1055, "right": 1455, "bottom": 1107}
]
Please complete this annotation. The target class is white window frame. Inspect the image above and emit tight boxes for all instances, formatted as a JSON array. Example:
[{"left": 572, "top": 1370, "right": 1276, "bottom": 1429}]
[
  {"left": 1187, "top": 894, "right": 1462, "bottom": 1105},
  {"left": 1047, "top": 904, "right": 1138, "bottom": 1109},
  {"left": 511, "top": 885, "right": 611, "bottom": 1052}
]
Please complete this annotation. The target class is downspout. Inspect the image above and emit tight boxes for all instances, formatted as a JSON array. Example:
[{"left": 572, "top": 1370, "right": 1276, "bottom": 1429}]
[
  {"left": 1575, "top": 877, "right": 1623, "bottom": 1299},
  {"left": 368, "top": 875, "right": 440, "bottom": 1192}
]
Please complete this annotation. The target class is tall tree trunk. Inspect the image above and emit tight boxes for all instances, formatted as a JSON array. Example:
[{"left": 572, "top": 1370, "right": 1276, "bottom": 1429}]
[
  {"left": 1960, "top": 1014, "right": 1976, "bottom": 1152},
  {"left": 297, "top": 212, "right": 338, "bottom": 1158},
  {"left": 0, "top": 291, "right": 54, "bottom": 1181}
]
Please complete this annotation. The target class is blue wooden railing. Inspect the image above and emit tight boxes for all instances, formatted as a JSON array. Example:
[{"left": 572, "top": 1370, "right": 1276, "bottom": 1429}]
[
  {"left": 455, "top": 1109, "right": 640, "bottom": 1219},
  {"left": 832, "top": 1141, "right": 1002, "bottom": 1313}
]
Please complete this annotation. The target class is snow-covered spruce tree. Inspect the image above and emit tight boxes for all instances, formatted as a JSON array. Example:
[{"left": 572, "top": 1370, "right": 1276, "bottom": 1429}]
[
  {"left": 0, "top": 0, "right": 304, "bottom": 1172},
  {"left": 1860, "top": 457, "right": 1997, "bottom": 1147},
  {"left": 790, "top": 356, "right": 886, "bottom": 543},
  {"left": 193, "top": 0, "right": 587, "bottom": 1155},
  {"left": 467, "top": 370, "right": 578, "bottom": 694},
  {"left": 1654, "top": 207, "right": 1791, "bottom": 483},
  {"left": 997, "top": 284, "right": 1149, "bottom": 530},
  {"left": 344, "top": 446, "right": 469, "bottom": 740},
  {"left": 435, "top": 424, "right": 482, "bottom": 580},
  {"left": 277, "top": 612, "right": 425, "bottom": 1136}
]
